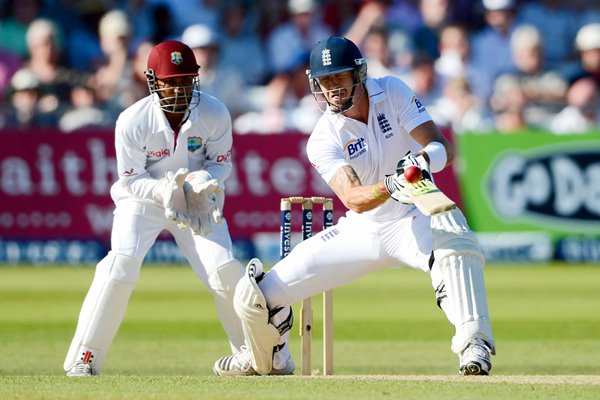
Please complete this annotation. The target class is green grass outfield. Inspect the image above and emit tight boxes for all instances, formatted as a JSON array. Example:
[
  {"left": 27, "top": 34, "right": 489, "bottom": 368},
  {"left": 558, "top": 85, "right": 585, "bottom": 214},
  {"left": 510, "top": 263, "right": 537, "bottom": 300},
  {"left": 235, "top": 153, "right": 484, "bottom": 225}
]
[{"left": 1, "top": 263, "right": 599, "bottom": 399}]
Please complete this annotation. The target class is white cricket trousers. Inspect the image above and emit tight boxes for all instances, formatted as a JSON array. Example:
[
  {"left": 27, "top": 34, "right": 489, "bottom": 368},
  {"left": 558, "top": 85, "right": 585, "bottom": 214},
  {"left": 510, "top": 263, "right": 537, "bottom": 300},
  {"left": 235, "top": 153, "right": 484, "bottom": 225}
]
[
  {"left": 64, "top": 198, "right": 244, "bottom": 373},
  {"left": 260, "top": 206, "right": 441, "bottom": 307}
]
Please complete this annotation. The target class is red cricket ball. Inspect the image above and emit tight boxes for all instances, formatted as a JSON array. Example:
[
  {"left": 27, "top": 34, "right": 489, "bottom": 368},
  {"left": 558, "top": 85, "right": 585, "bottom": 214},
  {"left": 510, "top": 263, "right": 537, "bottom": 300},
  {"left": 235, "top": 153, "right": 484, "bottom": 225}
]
[{"left": 403, "top": 165, "right": 422, "bottom": 183}]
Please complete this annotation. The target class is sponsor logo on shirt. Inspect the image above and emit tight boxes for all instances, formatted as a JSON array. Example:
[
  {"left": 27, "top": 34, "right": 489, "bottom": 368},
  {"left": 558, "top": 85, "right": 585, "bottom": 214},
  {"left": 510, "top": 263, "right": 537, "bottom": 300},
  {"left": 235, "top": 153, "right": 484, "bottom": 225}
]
[
  {"left": 343, "top": 137, "right": 367, "bottom": 159},
  {"left": 147, "top": 148, "right": 170, "bottom": 158},
  {"left": 216, "top": 149, "right": 232, "bottom": 163},
  {"left": 121, "top": 168, "right": 136, "bottom": 177},
  {"left": 412, "top": 96, "right": 426, "bottom": 113},
  {"left": 188, "top": 136, "right": 203, "bottom": 152}
]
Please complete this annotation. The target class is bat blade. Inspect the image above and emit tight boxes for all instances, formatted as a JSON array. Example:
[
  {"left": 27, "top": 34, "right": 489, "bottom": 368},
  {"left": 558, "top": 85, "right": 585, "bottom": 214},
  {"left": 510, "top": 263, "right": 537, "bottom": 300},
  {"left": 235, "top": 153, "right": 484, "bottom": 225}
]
[{"left": 405, "top": 179, "right": 456, "bottom": 216}]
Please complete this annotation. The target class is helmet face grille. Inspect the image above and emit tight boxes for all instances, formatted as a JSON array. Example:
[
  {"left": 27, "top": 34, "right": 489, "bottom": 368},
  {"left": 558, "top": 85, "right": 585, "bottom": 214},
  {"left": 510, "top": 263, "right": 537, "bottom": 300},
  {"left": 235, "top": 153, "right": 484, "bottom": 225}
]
[
  {"left": 307, "top": 37, "right": 367, "bottom": 114},
  {"left": 146, "top": 71, "right": 201, "bottom": 114}
]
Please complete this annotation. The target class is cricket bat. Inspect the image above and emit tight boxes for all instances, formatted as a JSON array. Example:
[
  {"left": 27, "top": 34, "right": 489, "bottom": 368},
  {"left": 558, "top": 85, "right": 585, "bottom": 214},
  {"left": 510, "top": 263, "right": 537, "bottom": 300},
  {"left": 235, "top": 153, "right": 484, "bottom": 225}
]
[{"left": 404, "top": 178, "right": 456, "bottom": 216}]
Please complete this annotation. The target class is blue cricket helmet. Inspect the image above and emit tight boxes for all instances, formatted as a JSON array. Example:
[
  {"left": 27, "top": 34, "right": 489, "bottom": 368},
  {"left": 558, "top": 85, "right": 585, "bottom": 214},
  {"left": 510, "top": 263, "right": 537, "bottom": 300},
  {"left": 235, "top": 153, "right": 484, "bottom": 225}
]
[
  {"left": 307, "top": 37, "right": 367, "bottom": 113},
  {"left": 308, "top": 36, "right": 366, "bottom": 79}
]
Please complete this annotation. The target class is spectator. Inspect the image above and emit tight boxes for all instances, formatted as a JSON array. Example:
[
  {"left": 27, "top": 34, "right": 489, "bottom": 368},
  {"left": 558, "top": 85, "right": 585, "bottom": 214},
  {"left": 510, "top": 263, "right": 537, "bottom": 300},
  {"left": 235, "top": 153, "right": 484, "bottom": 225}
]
[
  {"left": 120, "top": 0, "right": 161, "bottom": 49},
  {"left": 58, "top": 83, "right": 112, "bottom": 133},
  {"left": 561, "top": 23, "right": 600, "bottom": 86},
  {"left": 119, "top": 40, "right": 155, "bottom": 108},
  {"left": 63, "top": 0, "right": 105, "bottom": 73},
  {"left": 24, "top": 18, "right": 79, "bottom": 105},
  {"left": 219, "top": 1, "right": 268, "bottom": 86},
  {"left": 3, "top": 67, "right": 59, "bottom": 128},
  {"left": 344, "top": 1, "right": 416, "bottom": 72},
  {"left": 413, "top": 0, "right": 453, "bottom": 59},
  {"left": 517, "top": 0, "right": 579, "bottom": 69},
  {"left": 362, "top": 27, "right": 406, "bottom": 78},
  {"left": 471, "top": 0, "right": 518, "bottom": 104},
  {"left": 151, "top": 0, "right": 221, "bottom": 33},
  {"left": 345, "top": 0, "right": 388, "bottom": 46},
  {"left": 401, "top": 52, "right": 443, "bottom": 107},
  {"left": 428, "top": 77, "right": 494, "bottom": 134},
  {"left": 181, "top": 24, "right": 257, "bottom": 118},
  {"left": 489, "top": 74, "right": 529, "bottom": 133},
  {"left": 0, "top": 0, "right": 44, "bottom": 58},
  {"left": 549, "top": 77, "right": 600, "bottom": 134},
  {"left": 434, "top": 23, "right": 488, "bottom": 104},
  {"left": 495, "top": 25, "right": 567, "bottom": 129},
  {"left": 147, "top": 2, "right": 177, "bottom": 44},
  {"left": 266, "top": 0, "right": 333, "bottom": 75},
  {"left": 234, "top": 50, "right": 320, "bottom": 134},
  {"left": 89, "top": 9, "right": 133, "bottom": 118},
  {"left": 322, "top": 0, "right": 362, "bottom": 34}
]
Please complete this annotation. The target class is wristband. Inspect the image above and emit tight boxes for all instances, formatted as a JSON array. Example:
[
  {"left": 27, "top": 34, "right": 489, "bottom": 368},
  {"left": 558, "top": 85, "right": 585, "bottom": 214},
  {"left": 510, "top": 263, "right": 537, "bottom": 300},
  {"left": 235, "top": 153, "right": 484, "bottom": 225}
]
[
  {"left": 372, "top": 186, "right": 386, "bottom": 201},
  {"left": 422, "top": 141, "right": 447, "bottom": 173}
]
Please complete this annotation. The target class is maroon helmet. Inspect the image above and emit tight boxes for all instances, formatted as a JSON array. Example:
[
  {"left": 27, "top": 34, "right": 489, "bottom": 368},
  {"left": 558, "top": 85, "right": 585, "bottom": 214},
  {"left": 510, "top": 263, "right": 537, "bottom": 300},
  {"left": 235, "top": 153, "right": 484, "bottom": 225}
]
[{"left": 145, "top": 40, "right": 200, "bottom": 113}]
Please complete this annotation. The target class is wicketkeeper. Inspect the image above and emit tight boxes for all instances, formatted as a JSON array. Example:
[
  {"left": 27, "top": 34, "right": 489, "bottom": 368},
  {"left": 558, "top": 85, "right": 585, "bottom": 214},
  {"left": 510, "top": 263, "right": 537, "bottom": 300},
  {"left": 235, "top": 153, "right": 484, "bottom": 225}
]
[
  {"left": 213, "top": 36, "right": 495, "bottom": 376},
  {"left": 64, "top": 40, "right": 255, "bottom": 376}
]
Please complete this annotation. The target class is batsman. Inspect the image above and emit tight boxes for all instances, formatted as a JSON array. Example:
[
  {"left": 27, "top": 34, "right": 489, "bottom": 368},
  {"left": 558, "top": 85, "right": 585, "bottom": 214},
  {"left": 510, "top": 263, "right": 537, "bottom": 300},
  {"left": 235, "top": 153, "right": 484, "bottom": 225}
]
[
  {"left": 64, "top": 41, "right": 253, "bottom": 376},
  {"left": 214, "top": 36, "right": 495, "bottom": 376}
]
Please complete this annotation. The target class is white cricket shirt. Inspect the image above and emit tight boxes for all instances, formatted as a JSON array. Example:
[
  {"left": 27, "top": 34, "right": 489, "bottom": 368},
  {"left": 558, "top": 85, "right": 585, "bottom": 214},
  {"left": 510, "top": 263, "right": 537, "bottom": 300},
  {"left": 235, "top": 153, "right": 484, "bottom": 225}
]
[
  {"left": 110, "top": 91, "right": 233, "bottom": 204},
  {"left": 307, "top": 76, "right": 432, "bottom": 221}
]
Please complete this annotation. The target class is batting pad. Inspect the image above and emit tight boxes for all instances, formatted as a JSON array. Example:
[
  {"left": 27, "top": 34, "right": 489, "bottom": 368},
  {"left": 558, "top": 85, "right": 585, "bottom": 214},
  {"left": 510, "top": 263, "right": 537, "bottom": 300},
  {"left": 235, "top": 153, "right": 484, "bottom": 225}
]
[
  {"left": 432, "top": 209, "right": 495, "bottom": 355},
  {"left": 64, "top": 252, "right": 140, "bottom": 373},
  {"left": 234, "top": 267, "right": 280, "bottom": 375}
]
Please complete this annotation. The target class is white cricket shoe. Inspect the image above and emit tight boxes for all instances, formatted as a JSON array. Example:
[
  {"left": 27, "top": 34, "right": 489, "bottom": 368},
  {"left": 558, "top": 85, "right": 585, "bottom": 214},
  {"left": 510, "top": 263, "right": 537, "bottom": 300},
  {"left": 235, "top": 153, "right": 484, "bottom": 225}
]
[
  {"left": 66, "top": 362, "right": 95, "bottom": 377},
  {"left": 459, "top": 338, "right": 492, "bottom": 376},
  {"left": 213, "top": 346, "right": 295, "bottom": 376}
]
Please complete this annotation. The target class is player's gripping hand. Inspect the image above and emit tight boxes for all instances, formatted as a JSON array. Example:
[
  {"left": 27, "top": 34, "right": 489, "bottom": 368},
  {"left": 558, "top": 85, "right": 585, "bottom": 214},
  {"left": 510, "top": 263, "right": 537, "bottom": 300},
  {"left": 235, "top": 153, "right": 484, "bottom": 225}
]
[
  {"left": 183, "top": 171, "right": 224, "bottom": 235},
  {"left": 384, "top": 173, "right": 413, "bottom": 204},
  {"left": 154, "top": 168, "right": 190, "bottom": 228},
  {"left": 396, "top": 153, "right": 432, "bottom": 181}
]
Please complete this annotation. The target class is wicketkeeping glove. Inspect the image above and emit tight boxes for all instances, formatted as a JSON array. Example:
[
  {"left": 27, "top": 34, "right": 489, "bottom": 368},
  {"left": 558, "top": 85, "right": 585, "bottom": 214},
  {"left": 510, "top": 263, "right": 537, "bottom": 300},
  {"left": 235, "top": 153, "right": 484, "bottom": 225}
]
[
  {"left": 183, "top": 171, "right": 224, "bottom": 236},
  {"left": 153, "top": 168, "right": 190, "bottom": 228}
]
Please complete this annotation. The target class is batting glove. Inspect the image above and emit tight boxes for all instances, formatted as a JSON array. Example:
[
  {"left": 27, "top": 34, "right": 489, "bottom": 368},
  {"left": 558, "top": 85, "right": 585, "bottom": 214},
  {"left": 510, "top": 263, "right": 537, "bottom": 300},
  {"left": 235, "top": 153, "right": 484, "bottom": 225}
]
[
  {"left": 396, "top": 153, "right": 432, "bottom": 181},
  {"left": 384, "top": 173, "right": 413, "bottom": 205}
]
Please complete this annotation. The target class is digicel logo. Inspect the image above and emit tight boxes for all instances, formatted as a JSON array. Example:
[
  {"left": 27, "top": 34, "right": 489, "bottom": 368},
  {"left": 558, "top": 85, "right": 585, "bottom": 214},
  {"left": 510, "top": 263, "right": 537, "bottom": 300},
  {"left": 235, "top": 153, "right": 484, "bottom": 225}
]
[{"left": 216, "top": 149, "right": 232, "bottom": 163}]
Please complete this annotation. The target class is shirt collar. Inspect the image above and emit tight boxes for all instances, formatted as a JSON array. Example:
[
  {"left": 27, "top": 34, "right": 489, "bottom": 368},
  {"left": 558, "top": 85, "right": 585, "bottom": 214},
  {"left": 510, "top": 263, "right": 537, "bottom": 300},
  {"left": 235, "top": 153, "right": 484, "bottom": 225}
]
[{"left": 365, "top": 78, "right": 386, "bottom": 105}]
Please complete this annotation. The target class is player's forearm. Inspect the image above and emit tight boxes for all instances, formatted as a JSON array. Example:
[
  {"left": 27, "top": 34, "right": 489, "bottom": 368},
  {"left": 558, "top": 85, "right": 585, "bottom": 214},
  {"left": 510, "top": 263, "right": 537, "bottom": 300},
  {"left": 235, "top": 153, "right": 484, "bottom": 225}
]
[
  {"left": 329, "top": 166, "right": 389, "bottom": 213},
  {"left": 343, "top": 182, "right": 390, "bottom": 213}
]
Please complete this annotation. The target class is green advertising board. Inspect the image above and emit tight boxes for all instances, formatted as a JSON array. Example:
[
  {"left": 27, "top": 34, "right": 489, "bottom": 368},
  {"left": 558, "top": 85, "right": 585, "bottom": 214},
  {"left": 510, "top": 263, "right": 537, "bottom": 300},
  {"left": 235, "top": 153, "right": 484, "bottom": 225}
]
[{"left": 456, "top": 132, "right": 600, "bottom": 262}]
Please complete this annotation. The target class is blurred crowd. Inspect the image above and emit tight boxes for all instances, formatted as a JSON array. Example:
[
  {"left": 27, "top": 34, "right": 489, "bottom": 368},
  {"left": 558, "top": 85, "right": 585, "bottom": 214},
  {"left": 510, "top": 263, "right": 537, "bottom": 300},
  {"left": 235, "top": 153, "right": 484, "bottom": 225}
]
[{"left": 1, "top": 0, "right": 600, "bottom": 135}]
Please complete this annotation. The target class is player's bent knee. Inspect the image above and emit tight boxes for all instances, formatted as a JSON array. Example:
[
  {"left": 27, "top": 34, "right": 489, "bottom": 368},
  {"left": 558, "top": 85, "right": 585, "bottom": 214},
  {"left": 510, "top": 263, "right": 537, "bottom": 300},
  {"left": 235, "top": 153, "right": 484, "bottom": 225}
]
[
  {"left": 208, "top": 259, "right": 244, "bottom": 295},
  {"left": 106, "top": 252, "right": 142, "bottom": 284}
]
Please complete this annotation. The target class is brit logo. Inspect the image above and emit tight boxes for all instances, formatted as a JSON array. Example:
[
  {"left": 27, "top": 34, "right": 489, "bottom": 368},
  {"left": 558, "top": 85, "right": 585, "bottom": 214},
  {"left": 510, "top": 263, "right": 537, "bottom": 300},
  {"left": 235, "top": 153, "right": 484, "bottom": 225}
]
[
  {"left": 171, "top": 51, "right": 183, "bottom": 65},
  {"left": 377, "top": 113, "right": 391, "bottom": 134},
  {"left": 322, "top": 49, "right": 331, "bottom": 66},
  {"left": 188, "top": 136, "right": 202, "bottom": 152},
  {"left": 344, "top": 137, "right": 367, "bottom": 159}
]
